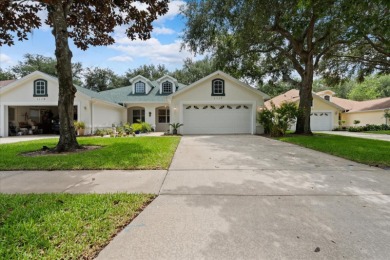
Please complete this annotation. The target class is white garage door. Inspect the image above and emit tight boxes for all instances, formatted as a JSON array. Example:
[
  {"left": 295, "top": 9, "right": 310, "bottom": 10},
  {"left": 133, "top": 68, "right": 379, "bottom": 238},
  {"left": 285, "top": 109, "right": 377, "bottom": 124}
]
[
  {"left": 310, "top": 111, "right": 332, "bottom": 131},
  {"left": 182, "top": 104, "right": 252, "bottom": 134}
]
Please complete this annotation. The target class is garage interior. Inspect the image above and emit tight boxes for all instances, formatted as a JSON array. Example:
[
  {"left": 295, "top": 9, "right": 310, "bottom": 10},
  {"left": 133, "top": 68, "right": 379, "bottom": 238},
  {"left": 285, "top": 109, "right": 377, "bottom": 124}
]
[{"left": 8, "top": 106, "right": 77, "bottom": 136}]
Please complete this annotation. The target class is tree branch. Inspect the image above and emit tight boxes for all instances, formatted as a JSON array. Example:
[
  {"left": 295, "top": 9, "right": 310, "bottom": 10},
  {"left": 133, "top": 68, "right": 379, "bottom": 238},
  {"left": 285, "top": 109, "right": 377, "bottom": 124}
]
[{"left": 364, "top": 35, "right": 390, "bottom": 56}]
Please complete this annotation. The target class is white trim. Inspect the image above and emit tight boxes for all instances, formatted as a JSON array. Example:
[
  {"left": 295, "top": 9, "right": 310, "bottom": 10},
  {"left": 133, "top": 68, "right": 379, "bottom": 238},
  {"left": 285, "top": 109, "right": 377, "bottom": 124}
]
[
  {"left": 345, "top": 108, "right": 389, "bottom": 113},
  {"left": 171, "top": 71, "right": 270, "bottom": 100},
  {"left": 179, "top": 100, "right": 256, "bottom": 134}
]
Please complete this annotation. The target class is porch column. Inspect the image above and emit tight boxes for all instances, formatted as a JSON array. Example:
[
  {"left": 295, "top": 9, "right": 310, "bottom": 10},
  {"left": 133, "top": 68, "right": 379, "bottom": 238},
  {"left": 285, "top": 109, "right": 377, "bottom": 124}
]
[{"left": 0, "top": 104, "right": 4, "bottom": 137}]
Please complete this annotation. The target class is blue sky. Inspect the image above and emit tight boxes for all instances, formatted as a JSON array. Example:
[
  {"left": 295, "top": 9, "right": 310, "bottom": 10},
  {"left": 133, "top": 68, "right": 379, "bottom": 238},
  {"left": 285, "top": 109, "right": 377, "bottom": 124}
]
[{"left": 0, "top": 1, "right": 197, "bottom": 75}]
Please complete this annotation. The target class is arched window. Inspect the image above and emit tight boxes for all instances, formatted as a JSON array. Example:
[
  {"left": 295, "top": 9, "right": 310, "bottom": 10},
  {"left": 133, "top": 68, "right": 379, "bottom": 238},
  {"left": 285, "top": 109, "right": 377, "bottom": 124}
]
[
  {"left": 162, "top": 81, "right": 173, "bottom": 93},
  {"left": 324, "top": 95, "right": 330, "bottom": 101},
  {"left": 135, "top": 81, "right": 146, "bottom": 94},
  {"left": 34, "top": 79, "right": 48, "bottom": 97},
  {"left": 212, "top": 79, "right": 225, "bottom": 96}
]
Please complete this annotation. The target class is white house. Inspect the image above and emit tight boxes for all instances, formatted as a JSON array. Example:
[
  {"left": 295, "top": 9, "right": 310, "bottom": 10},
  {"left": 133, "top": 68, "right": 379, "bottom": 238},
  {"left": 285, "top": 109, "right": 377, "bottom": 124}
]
[{"left": 0, "top": 70, "right": 269, "bottom": 137}]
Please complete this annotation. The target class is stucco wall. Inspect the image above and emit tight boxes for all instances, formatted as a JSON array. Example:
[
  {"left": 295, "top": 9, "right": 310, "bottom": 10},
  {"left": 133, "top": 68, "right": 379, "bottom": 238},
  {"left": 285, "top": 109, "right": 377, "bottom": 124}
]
[
  {"left": 0, "top": 73, "right": 125, "bottom": 136},
  {"left": 171, "top": 74, "right": 265, "bottom": 134},
  {"left": 342, "top": 110, "right": 388, "bottom": 126},
  {"left": 92, "top": 101, "right": 125, "bottom": 132},
  {"left": 311, "top": 96, "right": 340, "bottom": 129}
]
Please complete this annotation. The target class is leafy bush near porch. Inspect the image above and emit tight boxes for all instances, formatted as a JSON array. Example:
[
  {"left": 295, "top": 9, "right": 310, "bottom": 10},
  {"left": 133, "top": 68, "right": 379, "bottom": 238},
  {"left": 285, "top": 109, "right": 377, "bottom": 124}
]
[
  {"left": 131, "top": 121, "right": 152, "bottom": 133},
  {"left": 258, "top": 102, "right": 298, "bottom": 137}
]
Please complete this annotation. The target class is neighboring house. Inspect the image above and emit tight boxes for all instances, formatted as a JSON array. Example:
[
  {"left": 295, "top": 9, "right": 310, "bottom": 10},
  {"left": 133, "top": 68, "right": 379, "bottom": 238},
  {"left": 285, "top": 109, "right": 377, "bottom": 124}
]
[
  {"left": 0, "top": 70, "right": 269, "bottom": 137},
  {"left": 265, "top": 89, "right": 390, "bottom": 131}
]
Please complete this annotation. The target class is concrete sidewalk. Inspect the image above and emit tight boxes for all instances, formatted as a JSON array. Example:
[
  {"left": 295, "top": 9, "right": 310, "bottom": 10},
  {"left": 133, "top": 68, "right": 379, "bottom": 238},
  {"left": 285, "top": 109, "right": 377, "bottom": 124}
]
[
  {"left": 0, "top": 170, "right": 166, "bottom": 194},
  {"left": 317, "top": 130, "right": 390, "bottom": 142},
  {"left": 97, "top": 135, "right": 390, "bottom": 260}
]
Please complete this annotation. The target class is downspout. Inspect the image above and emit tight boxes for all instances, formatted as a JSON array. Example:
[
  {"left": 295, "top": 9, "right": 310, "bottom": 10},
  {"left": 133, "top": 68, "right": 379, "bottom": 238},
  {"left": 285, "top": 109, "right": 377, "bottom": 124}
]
[{"left": 90, "top": 99, "right": 94, "bottom": 134}]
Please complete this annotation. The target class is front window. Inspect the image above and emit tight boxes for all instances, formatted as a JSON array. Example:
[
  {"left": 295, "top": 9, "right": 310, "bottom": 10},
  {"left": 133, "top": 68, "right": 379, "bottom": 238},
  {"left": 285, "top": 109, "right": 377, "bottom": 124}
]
[
  {"left": 135, "top": 81, "right": 145, "bottom": 94},
  {"left": 34, "top": 79, "right": 47, "bottom": 97},
  {"left": 324, "top": 95, "right": 330, "bottom": 101},
  {"left": 162, "top": 81, "right": 173, "bottom": 94},
  {"left": 158, "top": 108, "right": 170, "bottom": 123},
  {"left": 212, "top": 79, "right": 225, "bottom": 96},
  {"left": 132, "top": 109, "right": 145, "bottom": 123}
]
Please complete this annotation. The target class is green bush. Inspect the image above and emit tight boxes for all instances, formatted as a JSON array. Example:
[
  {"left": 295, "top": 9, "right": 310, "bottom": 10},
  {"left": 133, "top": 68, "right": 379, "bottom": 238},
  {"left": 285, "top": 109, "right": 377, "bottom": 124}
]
[
  {"left": 348, "top": 124, "right": 390, "bottom": 132},
  {"left": 130, "top": 121, "right": 152, "bottom": 133},
  {"left": 258, "top": 101, "right": 298, "bottom": 137},
  {"left": 94, "top": 128, "right": 113, "bottom": 136}
]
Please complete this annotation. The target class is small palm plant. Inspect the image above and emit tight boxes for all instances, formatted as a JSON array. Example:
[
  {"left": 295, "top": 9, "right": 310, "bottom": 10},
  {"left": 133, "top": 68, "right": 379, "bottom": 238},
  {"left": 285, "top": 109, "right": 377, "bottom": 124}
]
[{"left": 169, "top": 123, "right": 184, "bottom": 135}]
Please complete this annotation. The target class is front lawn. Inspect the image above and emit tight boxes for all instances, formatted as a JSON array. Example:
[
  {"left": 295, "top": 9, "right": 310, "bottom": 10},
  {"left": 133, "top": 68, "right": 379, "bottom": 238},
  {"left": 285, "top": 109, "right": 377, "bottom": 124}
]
[
  {"left": 364, "top": 130, "right": 390, "bottom": 135},
  {"left": 0, "top": 137, "right": 180, "bottom": 170},
  {"left": 278, "top": 134, "right": 390, "bottom": 167},
  {"left": 0, "top": 193, "right": 154, "bottom": 259}
]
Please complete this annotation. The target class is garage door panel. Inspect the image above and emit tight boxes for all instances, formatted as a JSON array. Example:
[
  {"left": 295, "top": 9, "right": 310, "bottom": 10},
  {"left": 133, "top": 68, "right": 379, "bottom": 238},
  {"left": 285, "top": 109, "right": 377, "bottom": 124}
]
[
  {"left": 183, "top": 104, "right": 252, "bottom": 134},
  {"left": 310, "top": 111, "right": 332, "bottom": 131}
]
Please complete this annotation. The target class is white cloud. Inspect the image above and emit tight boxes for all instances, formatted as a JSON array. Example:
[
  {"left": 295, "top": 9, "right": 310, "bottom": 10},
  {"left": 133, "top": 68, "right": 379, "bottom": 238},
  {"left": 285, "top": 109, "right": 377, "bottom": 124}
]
[
  {"left": 155, "top": 0, "right": 186, "bottom": 24},
  {"left": 109, "top": 36, "right": 196, "bottom": 65},
  {"left": 108, "top": 55, "right": 133, "bottom": 62},
  {"left": 0, "top": 54, "right": 14, "bottom": 66},
  {"left": 153, "top": 26, "right": 176, "bottom": 35}
]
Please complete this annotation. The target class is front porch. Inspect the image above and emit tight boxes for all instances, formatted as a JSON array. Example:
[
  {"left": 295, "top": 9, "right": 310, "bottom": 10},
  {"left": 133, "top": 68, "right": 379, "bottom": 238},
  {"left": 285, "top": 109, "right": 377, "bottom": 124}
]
[{"left": 126, "top": 104, "right": 171, "bottom": 132}]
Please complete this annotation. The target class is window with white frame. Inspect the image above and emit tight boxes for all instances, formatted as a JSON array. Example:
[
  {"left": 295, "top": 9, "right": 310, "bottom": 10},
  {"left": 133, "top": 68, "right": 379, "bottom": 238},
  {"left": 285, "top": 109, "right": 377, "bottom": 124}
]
[
  {"left": 212, "top": 79, "right": 225, "bottom": 96},
  {"left": 135, "top": 81, "right": 146, "bottom": 94},
  {"left": 162, "top": 81, "right": 173, "bottom": 94},
  {"left": 158, "top": 108, "right": 170, "bottom": 123},
  {"left": 34, "top": 79, "right": 48, "bottom": 96}
]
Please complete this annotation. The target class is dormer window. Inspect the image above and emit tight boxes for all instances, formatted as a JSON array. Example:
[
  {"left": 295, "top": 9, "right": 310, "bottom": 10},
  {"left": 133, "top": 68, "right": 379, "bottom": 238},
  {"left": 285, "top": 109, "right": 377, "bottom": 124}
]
[
  {"left": 135, "top": 81, "right": 145, "bottom": 94},
  {"left": 212, "top": 79, "right": 225, "bottom": 96},
  {"left": 324, "top": 95, "right": 330, "bottom": 101},
  {"left": 34, "top": 79, "right": 48, "bottom": 97},
  {"left": 162, "top": 81, "right": 173, "bottom": 94}
]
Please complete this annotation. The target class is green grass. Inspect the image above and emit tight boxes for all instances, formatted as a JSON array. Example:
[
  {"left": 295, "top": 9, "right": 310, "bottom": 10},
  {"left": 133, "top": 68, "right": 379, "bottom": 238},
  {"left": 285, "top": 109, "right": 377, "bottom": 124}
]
[
  {"left": 364, "top": 130, "right": 390, "bottom": 135},
  {"left": 0, "top": 137, "right": 180, "bottom": 170},
  {"left": 278, "top": 134, "right": 390, "bottom": 167},
  {"left": 0, "top": 193, "right": 154, "bottom": 259}
]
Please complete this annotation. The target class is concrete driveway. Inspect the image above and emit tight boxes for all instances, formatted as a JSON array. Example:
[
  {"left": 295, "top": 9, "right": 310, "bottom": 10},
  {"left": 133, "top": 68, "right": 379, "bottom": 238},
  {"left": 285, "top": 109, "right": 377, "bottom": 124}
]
[{"left": 98, "top": 135, "right": 390, "bottom": 259}]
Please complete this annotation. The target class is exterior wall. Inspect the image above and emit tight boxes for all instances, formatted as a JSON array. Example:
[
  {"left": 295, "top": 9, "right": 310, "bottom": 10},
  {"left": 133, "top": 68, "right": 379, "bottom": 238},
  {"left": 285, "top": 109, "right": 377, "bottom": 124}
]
[
  {"left": 92, "top": 101, "right": 125, "bottom": 131},
  {"left": 0, "top": 73, "right": 125, "bottom": 136},
  {"left": 311, "top": 96, "right": 340, "bottom": 129},
  {"left": 342, "top": 110, "right": 388, "bottom": 126},
  {"left": 171, "top": 75, "right": 264, "bottom": 134}
]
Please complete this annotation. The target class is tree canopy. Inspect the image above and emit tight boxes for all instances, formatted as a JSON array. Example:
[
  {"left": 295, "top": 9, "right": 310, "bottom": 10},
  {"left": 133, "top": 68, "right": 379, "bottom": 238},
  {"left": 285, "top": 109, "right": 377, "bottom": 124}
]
[
  {"left": 0, "top": 0, "right": 169, "bottom": 152},
  {"left": 182, "top": 0, "right": 389, "bottom": 134}
]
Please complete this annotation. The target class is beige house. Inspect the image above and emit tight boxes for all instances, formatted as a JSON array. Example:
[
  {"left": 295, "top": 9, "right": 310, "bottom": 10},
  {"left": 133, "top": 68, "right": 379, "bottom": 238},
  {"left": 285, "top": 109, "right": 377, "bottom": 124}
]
[
  {"left": 0, "top": 70, "right": 269, "bottom": 137},
  {"left": 265, "top": 89, "right": 390, "bottom": 130}
]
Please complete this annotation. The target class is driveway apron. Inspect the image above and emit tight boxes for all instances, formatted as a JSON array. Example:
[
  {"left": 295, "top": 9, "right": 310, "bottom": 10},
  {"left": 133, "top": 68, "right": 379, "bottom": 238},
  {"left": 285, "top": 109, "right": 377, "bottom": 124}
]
[{"left": 97, "top": 135, "right": 390, "bottom": 260}]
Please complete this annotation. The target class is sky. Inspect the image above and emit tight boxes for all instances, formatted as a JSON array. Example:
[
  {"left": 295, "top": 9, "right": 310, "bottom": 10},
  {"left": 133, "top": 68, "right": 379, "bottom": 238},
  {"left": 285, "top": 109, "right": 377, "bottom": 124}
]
[{"left": 0, "top": 1, "right": 199, "bottom": 75}]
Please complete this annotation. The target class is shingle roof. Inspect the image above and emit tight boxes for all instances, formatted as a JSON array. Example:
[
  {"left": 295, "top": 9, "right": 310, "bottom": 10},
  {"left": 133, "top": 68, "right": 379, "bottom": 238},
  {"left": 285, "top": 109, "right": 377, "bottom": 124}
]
[
  {"left": 265, "top": 89, "right": 390, "bottom": 112},
  {"left": 332, "top": 96, "right": 390, "bottom": 112},
  {"left": 264, "top": 89, "right": 300, "bottom": 109},
  {"left": 0, "top": 79, "right": 17, "bottom": 88},
  {"left": 100, "top": 81, "right": 188, "bottom": 103}
]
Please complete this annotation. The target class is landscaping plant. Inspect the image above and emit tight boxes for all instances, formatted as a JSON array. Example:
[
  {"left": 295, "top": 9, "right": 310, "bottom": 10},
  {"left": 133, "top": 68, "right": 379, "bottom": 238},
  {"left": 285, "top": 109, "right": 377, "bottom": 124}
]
[
  {"left": 169, "top": 123, "right": 184, "bottom": 135},
  {"left": 258, "top": 102, "right": 299, "bottom": 137}
]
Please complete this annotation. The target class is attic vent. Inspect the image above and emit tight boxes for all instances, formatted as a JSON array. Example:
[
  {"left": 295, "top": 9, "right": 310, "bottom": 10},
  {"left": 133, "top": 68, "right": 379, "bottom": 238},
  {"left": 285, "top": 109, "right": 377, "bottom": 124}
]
[{"left": 324, "top": 95, "right": 330, "bottom": 101}]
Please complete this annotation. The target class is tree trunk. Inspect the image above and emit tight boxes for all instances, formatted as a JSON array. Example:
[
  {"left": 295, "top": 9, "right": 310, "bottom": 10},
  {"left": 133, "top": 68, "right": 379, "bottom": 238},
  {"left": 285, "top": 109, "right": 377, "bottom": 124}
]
[
  {"left": 295, "top": 59, "right": 314, "bottom": 135},
  {"left": 49, "top": 3, "right": 80, "bottom": 152}
]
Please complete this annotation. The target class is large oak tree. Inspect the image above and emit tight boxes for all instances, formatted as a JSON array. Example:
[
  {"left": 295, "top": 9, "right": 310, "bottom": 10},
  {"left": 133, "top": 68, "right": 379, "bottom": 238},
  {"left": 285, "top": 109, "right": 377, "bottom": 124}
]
[
  {"left": 0, "top": 0, "right": 168, "bottom": 151},
  {"left": 182, "top": 0, "right": 389, "bottom": 134}
]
